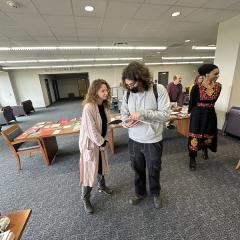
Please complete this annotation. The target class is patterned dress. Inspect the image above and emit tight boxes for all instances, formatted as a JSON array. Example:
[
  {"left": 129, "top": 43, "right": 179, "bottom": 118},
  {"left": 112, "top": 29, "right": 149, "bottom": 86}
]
[{"left": 188, "top": 82, "right": 222, "bottom": 157}]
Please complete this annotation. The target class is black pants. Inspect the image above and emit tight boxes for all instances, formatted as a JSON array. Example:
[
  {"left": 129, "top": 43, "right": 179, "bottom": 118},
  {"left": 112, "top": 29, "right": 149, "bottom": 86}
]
[{"left": 128, "top": 138, "right": 163, "bottom": 196}]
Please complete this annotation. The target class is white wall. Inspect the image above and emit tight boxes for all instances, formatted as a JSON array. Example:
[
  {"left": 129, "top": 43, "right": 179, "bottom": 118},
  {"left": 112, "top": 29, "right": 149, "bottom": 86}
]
[
  {"left": 0, "top": 71, "right": 17, "bottom": 106},
  {"left": 8, "top": 64, "right": 199, "bottom": 108},
  {"left": 9, "top": 70, "right": 46, "bottom": 107},
  {"left": 39, "top": 74, "right": 51, "bottom": 106},
  {"left": 56, "top": 76, "right": 80, "bottom": 98},
  {"left": 228, "top": 49, "right": 240, "bottom": 108},
  {"left": 214, "top": 13, "right": 240, "bottom": 128}
]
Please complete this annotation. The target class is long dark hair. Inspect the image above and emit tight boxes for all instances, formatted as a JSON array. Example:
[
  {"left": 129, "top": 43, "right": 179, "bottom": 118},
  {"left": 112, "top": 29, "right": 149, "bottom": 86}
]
[
  {"left": 122, "top": 61, "right": 152, "bottom": 91},
  {"left": 83, "top": 79, "right": 111, "bottom": 109}
]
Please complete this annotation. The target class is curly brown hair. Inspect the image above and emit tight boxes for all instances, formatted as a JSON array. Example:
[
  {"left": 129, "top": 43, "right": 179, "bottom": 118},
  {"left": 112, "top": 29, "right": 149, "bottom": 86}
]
[
  {"left": 83, "top": 79, "right": 111, "bottom": 109},
  {"left": 122, "top": 61, "right": 152, "bottom": 91}
]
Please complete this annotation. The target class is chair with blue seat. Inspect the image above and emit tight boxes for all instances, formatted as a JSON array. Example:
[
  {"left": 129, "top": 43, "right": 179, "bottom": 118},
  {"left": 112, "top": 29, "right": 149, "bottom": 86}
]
[{"left": 1, "top": 124, "right": 48, "bottom": 170}]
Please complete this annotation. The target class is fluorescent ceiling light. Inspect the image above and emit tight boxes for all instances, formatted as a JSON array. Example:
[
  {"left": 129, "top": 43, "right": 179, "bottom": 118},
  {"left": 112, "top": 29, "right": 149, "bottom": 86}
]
[
  {"left": 0, "top": 57, "right": 142, "bottom": 64},
  {"left": 0, "top": 46, "right": 167, "bottom": 51},
  {"left": 2, "top": 61, "right": 203, "bottom": 70},
  {"left": 0, "top": 47, "right": 11, "bottom": 50},
  {"left": 192, "top": 46, "right": 216, "bottom": 50},
  {"left": 2, "top": 63, "right": 129, "bottom": 70},
  {"left": 162, "top": 56, "right": 215, "bottom": 60},
  {"left": 0, "top": 60, "right": 38, "bottom": 63},
  {"left": 172, "top": 11, "right": 181, "bottom": 17},
  {"left": 84, "top": 5, "right": 94, "bottom": 12},
  {"left": 208, "top": 44, "right": 216, "bottom": 47},
  {"left": 146, "top": 61, "right": 203, "bottom": 65}
]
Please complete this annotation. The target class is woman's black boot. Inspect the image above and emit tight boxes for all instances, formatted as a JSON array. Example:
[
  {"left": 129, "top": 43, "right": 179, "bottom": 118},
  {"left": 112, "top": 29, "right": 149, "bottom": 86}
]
[
  {"left": 202, "top": 148, "right": 208, "bottom": 159},
  {"left": 82, "top": 186, "right": 94, "bottom": 214},
  {"left": 189, "top": 157, "right": 196, "bottom": 171}
]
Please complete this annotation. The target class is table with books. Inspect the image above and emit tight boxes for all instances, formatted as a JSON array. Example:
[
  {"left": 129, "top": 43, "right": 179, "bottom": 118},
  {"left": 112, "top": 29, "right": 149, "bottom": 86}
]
[
  {"left": 14, "top": 118, "right": 82, "bottom": 165},
  {"left": 14, "top": 117, "right": 120, "bottom": 164},
  {"left": 169, "top": 106, "right": 190, "bottom": 137},
  {"left": 3, "top": 209, "right": 32, "bottom": 240}
]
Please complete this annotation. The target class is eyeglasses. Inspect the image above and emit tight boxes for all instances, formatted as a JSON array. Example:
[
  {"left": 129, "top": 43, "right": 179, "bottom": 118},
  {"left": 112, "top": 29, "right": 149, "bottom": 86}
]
[{"left": 125, "top": 81, "right": 137, "bottom": 89}]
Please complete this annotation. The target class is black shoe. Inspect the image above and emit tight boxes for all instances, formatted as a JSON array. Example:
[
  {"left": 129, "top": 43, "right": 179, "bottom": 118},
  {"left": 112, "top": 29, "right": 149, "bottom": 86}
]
[
  {"left": 189, "top": 157, "right": 196, "bottom": 171},
  {"left": 202, "top": 149, "right": 208, "bottom": 160},
  {"left": 98, "top": 186, "right": 113, "bottom": 195},
  {"left": 153, "top": 195, "right": 162, "bottom": 209},
  {"left": 83, "top": 199, "right": 94, "bottom": 214},
  {"left": 129, "top": 194, "right": 145, "bottom": 205}
]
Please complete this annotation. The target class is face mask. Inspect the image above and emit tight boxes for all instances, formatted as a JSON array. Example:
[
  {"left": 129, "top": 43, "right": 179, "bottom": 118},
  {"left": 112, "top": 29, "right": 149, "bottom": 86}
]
[{"left": 130, "top": 87, "right": 138, "bottom": 93}]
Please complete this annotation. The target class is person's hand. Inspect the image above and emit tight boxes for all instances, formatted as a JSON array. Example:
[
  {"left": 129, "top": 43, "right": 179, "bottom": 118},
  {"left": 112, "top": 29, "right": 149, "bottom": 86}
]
[
  {"left": 130, "top": 112, "right": 141, "bottom": 121},
  {"left": 122, "top": 119, "right": 139, "bottom": 128},
  {"left": 99, "top": 146, "right": 106, "bottom": 151}
]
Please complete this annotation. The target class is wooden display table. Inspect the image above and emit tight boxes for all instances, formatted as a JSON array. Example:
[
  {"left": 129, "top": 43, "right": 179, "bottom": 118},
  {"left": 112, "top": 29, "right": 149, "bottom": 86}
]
[{"left": 6, "top": 209, "right": 32, "bottom": 240}]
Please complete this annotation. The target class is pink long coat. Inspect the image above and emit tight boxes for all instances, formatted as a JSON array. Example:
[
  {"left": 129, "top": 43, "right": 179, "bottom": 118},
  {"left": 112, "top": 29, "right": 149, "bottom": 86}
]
[{"left": 79, "top": 103, "right": 110, "bottom": 187}]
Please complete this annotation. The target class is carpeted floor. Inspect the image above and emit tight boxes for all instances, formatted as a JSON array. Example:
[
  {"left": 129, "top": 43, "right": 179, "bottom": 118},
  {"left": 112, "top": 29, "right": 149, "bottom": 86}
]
[{"left": 0, "top": 100, "right": 239, "bottom": 240}]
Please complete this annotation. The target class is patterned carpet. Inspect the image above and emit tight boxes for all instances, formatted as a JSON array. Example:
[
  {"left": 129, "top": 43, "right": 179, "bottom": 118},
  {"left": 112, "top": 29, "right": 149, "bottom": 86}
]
[{"left": 0, "top": 100, "right": 239, "bottom": 240}]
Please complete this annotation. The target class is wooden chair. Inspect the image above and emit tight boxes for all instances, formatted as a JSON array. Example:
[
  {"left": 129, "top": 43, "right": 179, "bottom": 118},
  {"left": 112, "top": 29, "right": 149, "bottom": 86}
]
[
  {"left": 236, "top": 160, "right": 240, "bottom": 170},
  {"left": 1, "top": 124, "right": 48, "bottom": 169}
]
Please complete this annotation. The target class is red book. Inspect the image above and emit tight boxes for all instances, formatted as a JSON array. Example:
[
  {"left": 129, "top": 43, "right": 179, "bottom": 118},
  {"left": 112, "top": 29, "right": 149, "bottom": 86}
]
[{"left": 40, "top": 129, "right": 53, "bottom": 136}]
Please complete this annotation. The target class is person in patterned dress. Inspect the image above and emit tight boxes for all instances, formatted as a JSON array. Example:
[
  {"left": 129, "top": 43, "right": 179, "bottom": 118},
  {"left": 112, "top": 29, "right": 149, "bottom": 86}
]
[{"left": 188, "top": 64, "right": 221, "bottom": 170}]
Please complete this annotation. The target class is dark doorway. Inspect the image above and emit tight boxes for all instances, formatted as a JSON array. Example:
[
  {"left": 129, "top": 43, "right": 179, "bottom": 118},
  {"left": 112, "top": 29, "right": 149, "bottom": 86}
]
[
  {"left": 45, "top": 79, "right": 52, "bottom": 105},
  {"left": 158, "top": 72, "right": 169, "bottom": 87},
  {"left": 52, "top": 79, "right": 60, "bottom": 101}
]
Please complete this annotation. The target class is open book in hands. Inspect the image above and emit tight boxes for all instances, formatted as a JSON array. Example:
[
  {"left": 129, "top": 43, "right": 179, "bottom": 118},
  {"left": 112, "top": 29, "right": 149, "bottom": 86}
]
[{"left": 108, "top": 118, "right": 139, "bottom": 128}]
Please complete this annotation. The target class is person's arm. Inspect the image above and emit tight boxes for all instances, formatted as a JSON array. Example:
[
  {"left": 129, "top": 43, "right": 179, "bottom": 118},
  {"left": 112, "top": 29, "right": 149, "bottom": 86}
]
[
  {"left": 83, "top": 104, "right": 105, "bottom": 146},
  {"left": 176, "top": 84, "right": 183, "bottom": 101},
  {"left": 120, "top": 91, "right": 130, "bottom": 121},
  {"left": 166, "top": 83, "right": 171, "bottom": 95},
  {"left": 140, "top": 85, "right": 170, "bottom": 122},
  {"left": 188, "top": 85, "right": 198, "bottom": 113}
]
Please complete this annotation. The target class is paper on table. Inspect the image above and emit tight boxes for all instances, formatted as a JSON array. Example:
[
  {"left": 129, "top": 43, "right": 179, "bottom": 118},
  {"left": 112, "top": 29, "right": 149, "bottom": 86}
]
[
  {"left": 53, "top": 129, "right": 61, "bottom": 135},
  {"left": 63, "top": 125, "right": 71, "bottom": 129},
  {"left": 73, "top": 126, "right": 80, "bottom": 131},
  {"left": 51, "top": 124, "right": 61, "bottom": 128}
]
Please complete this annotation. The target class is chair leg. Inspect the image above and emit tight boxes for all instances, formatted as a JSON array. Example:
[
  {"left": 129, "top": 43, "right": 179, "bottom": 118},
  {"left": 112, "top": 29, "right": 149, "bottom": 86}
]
[
  {"left": 236, "top": 160, "right": 240, "bottom": 170},
  {"left": 29, "top": 152, "right": 32, "bottom": 158},
  {"left": 15, "top": 154, "right": 21, "bottom": 170}
]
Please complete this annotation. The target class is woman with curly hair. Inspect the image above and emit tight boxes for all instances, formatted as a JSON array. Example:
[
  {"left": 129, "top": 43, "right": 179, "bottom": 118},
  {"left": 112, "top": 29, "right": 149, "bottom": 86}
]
[{"left": 79, "top": 79, "right": 113, "bottom": 214}]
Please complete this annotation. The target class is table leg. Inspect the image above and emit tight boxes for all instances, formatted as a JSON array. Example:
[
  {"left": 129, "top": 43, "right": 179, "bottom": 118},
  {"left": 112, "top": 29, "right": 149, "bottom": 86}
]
[
  {"left": 108, "top": 128, "right": 115, "bottom": 154},
  {"left": 41, "top": 136, "right": 58, "bottom": 164},
  {"left": 176, "top": 118, "right": 190, "bottom": 137}
]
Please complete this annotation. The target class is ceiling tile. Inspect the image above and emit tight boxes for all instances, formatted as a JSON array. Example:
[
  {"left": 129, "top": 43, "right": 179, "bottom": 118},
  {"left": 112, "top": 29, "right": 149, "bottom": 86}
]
[
  {"left": 134, "top": 4, "right": 171, "bottom": 20},
  {"left": 8, "top": 13, "right": 50, "bottom": 29},
  {"left": 44, "top": 16, "right": 75, "bottom": 29},
  {"left": 32, "top": 0, "right": 72, "bottom": 15},
  {"left": 203, "top": 0, "right": 240, "bottom": 9},
  {"left": 175, "top": 0, "right": 209, "bottom": 7},
  {"left": 105, "top": 1, "right": 141, "bottom": 19},
  {"left": 144, "top": 0, "right": 177, "bottom": 4},
  {"left": 51, "top": 27, "right": 77, "bottom": 37},
  {"left": 227, "top": 1, "right": 240, "bottom": 10},
  {"left": 77, "top": 28, "right": 100, "bottom": 37},
  {"left": 75, "top": 17, "right": 102, "bottom": 29},
  {"left": 184, "top": 9, "right": 239, "bottom": 23},
  {"left": 100, "top": 18, "right": 128, "bottom": 37}
]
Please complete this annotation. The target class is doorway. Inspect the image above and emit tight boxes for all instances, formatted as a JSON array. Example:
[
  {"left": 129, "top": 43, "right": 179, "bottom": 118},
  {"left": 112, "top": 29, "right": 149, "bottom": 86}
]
[{"left": 158, "top": 72, "right": 169, "bottom": 87}]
